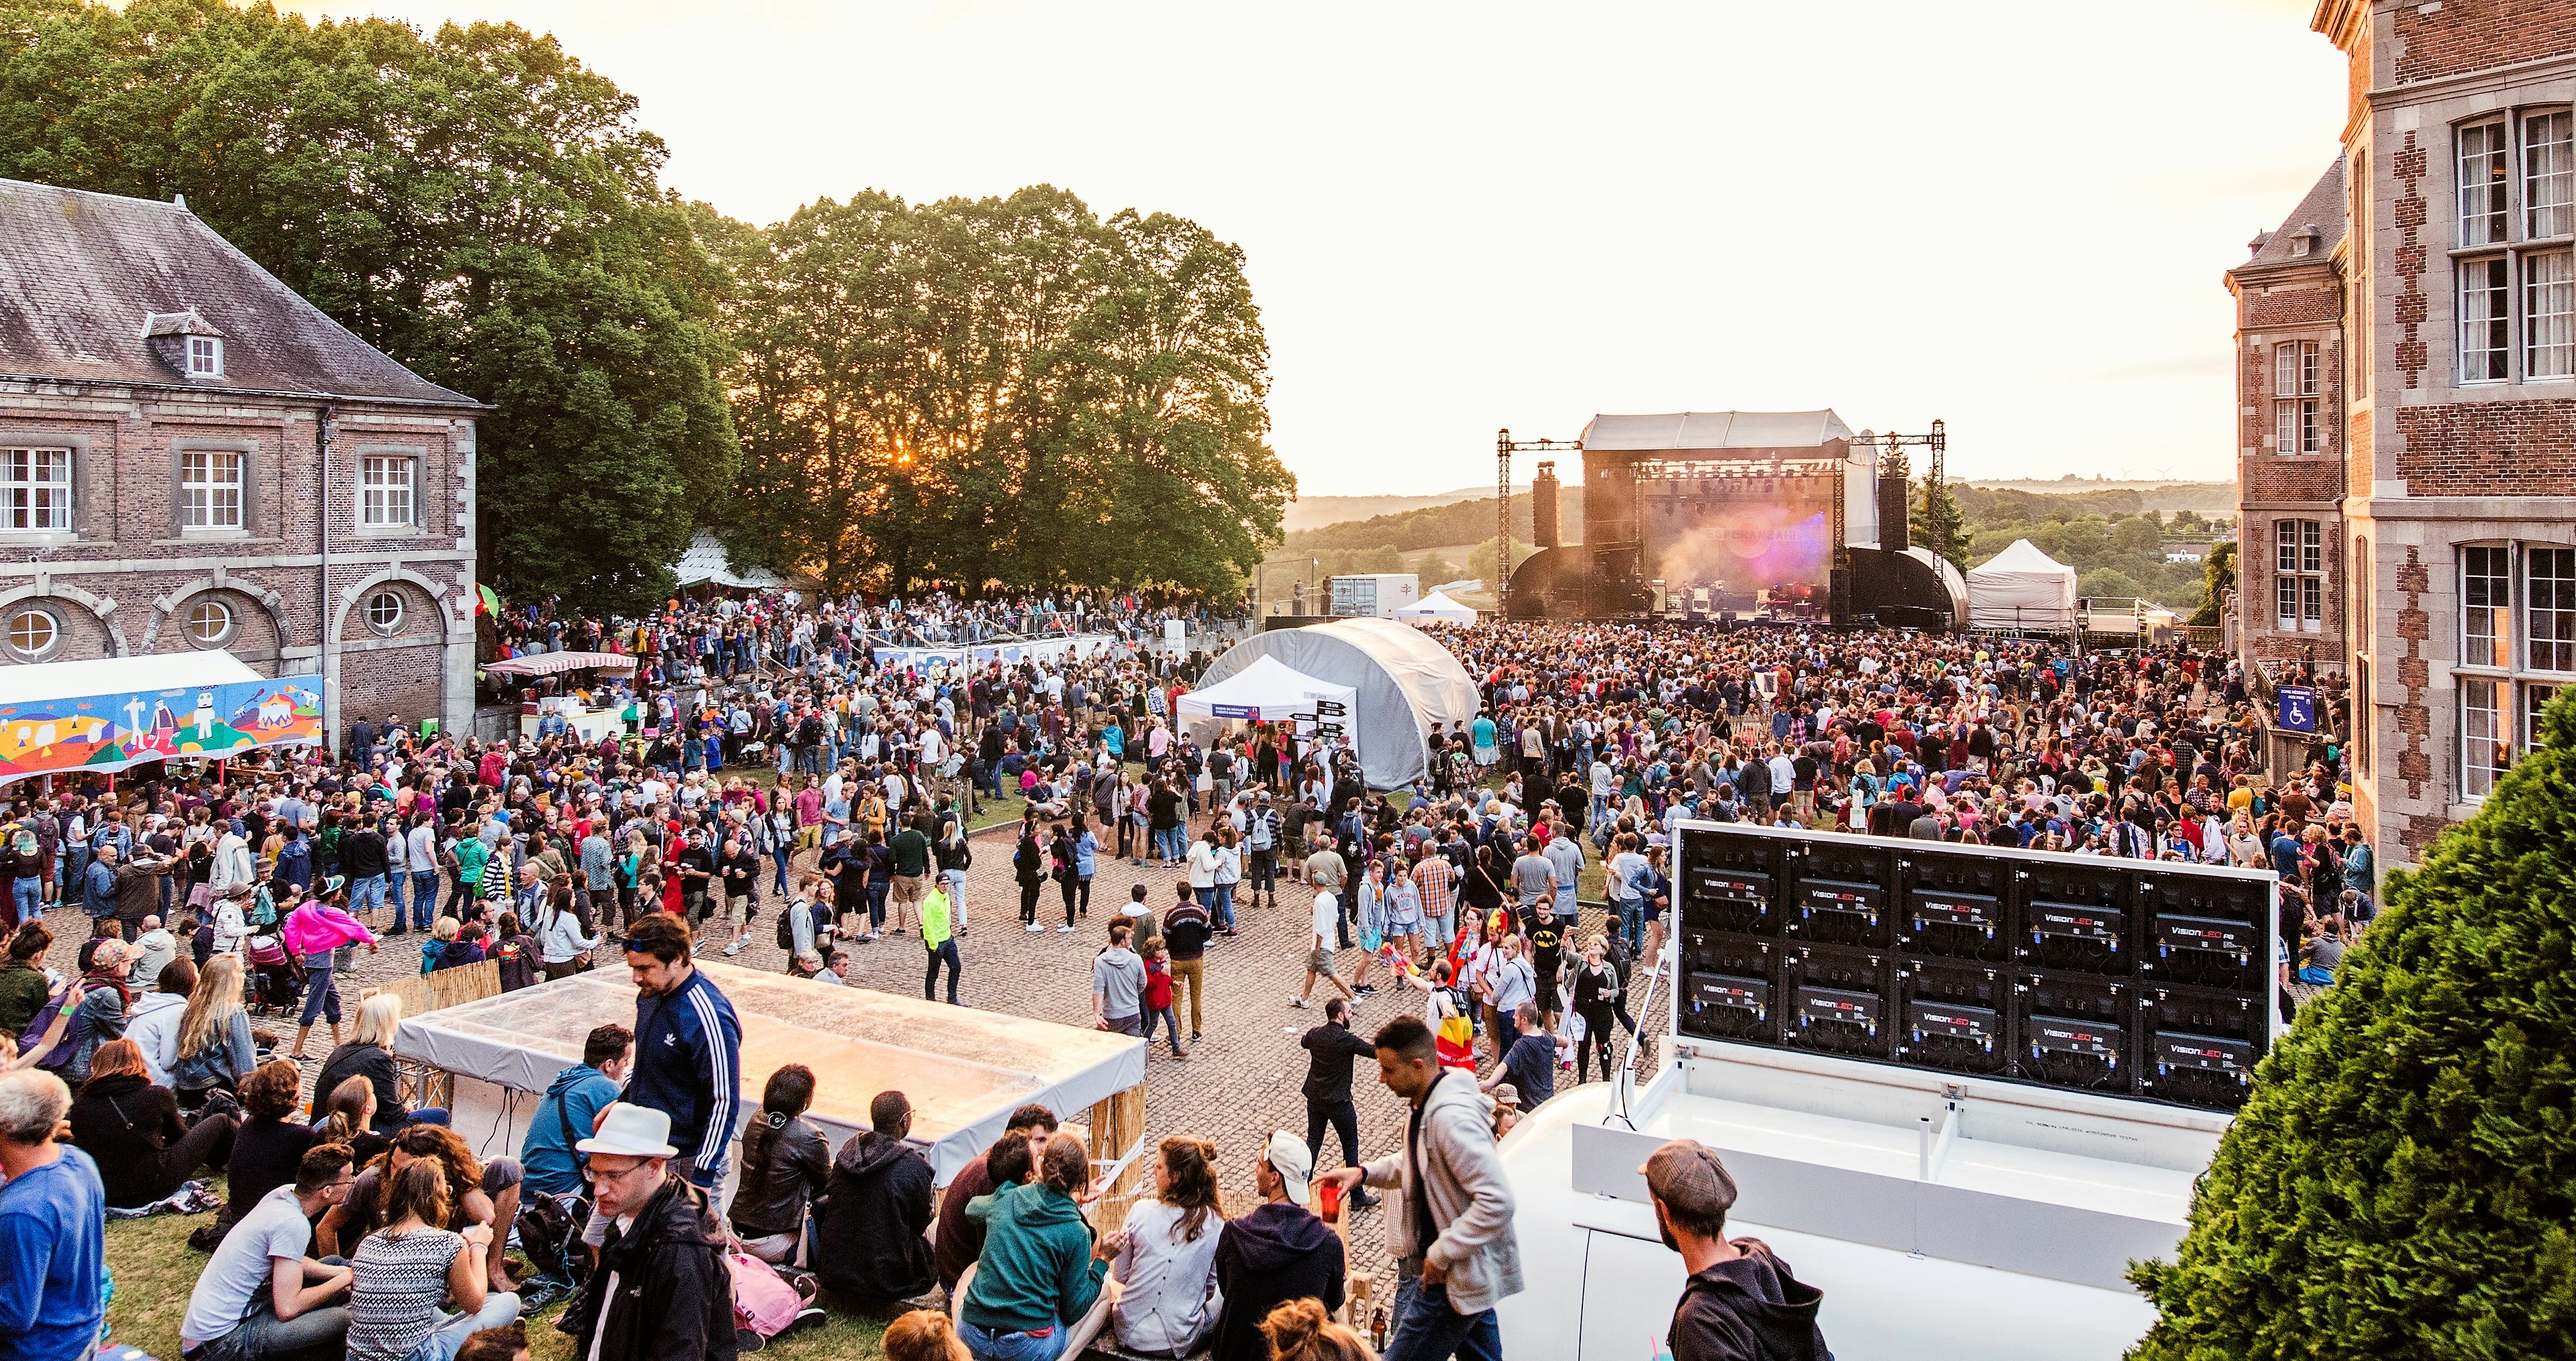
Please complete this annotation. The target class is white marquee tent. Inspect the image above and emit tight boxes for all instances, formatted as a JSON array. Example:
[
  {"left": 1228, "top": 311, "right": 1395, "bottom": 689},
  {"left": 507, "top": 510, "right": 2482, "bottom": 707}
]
[
  {"left": 1178, "top": 655, "right": 1355, "bottom": 724},
  {"left": 1968, "top": 539, "right": 2080, "bottom": 631},
  {"left": 1191, "top": 618, "right": 1478, "bottom": 789},
  {"left": 1396, "top": 590, "right": 1478, "bottom": 624}
]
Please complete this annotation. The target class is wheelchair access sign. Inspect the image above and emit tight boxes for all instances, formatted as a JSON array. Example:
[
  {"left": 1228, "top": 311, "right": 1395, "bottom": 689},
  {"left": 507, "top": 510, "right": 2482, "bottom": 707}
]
[{"left": 2275, "top": 685, "right": 2317, "bottom": 733}]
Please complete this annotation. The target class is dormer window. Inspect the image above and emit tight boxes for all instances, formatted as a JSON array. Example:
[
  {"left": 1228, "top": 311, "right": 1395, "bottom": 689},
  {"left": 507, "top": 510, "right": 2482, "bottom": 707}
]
[
  {"left": 187, "top": 335, "right": 223, "bottom": 378},
  {"left": 2291, "top": 225, "right": 2320, "bottom": 258}
]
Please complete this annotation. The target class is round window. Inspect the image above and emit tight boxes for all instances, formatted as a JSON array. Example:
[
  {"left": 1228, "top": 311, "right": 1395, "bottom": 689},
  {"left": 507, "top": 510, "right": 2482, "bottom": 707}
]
[
  {"left": 183, "top": 598, "right": 235, "bottom": 647},
  {"left": 365, "top": 590, "right": 405, "bottom": 637},
  {"left": 3, "top": 606, "right": 58, "bottom": 661}
]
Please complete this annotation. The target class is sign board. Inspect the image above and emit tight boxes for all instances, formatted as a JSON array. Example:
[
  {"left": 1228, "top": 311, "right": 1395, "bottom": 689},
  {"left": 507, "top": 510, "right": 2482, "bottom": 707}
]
[{"left": 2275, "top": 685, "right": 2317, "bottom": 733}]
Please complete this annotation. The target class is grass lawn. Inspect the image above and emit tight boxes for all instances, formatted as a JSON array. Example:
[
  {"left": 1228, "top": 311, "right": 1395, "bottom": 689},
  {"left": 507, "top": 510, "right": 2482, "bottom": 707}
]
[{"left": 104, "top": 1177, "right": 892, "bottom": 1361}]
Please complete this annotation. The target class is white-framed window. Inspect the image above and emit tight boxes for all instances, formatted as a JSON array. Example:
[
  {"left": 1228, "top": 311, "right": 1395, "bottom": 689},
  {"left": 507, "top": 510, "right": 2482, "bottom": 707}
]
[
  {"left": 183, "top": 597, "right": 235, "bottom": 647},
  {"left": 360, "top": 455, "right": 417, "bottom": 529},
  {"left": 2464, "top": 675, "right": 2510, "bottom": 798},
  {"left": 2531, "top": 547, "right": 2576, "bottom": 673},
  {"left": 2455, "top": 109, "right": 2576, "bottom": 385},
  {"left": 1, "top": 447, "right": 72, "bottom": 532},
  {"left": 2464, "top": 117, "right": 2511, "bottom": 246},
  {"left": 2275, "top": 519, "right": 2324, "bottom": 632},
  {"left": 2274, "top": 340, "right": 2324, "bottom": 454},
  {"left": 185, "top": 335, "right": 223, "bottom": 378},
  {"left": 2463, "top": 545, "right": 2514, "bottom": 668},
  {"left": 1, "top": 604, "right": 59, "bottom": 661},
  {"left": 2528, "top": 681, "right": 2561, "bottom": 753},
  {"left": 178, "top": 449, "right": 244, "bottom": 531},
  {"left": 364, "top": 590, "right": 405, "bottom": 637}
]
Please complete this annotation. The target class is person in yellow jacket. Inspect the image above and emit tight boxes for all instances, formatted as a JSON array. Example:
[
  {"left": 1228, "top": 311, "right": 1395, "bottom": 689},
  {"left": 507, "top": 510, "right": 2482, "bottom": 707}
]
[{"left": 921, "top": 884, "right": 960, "bottom": 1005}]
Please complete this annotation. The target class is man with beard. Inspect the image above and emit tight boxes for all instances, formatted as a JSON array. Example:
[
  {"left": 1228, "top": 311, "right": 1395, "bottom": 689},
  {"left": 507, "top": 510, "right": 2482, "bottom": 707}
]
[{"left": 1641, "top": 1140, "right": 1830, "bottom": 1360}]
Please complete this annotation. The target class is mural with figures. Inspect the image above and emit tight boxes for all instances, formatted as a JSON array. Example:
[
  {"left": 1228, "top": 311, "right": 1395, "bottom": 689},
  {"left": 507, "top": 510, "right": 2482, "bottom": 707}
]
[{"left": 0, "top": 674, "right": 324, "bottom": 782}]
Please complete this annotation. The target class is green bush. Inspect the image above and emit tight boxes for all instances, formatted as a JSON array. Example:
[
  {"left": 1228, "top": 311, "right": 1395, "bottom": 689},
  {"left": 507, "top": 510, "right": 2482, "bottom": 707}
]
[{"left": 2128, "top": 700, "right": 2576, "bottom": 1359}]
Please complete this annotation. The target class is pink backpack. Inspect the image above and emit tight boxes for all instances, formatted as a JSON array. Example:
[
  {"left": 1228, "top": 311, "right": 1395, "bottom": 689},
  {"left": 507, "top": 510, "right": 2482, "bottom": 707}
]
[{"left": 727, "top": 1248, "right": 803, "bottom": 1339}]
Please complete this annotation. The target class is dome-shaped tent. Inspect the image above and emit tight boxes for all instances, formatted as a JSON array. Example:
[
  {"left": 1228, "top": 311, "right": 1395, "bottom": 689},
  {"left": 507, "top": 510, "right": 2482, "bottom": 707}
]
[{"left": 1195, "top": 618, "right": 1479, "bottom": 789}]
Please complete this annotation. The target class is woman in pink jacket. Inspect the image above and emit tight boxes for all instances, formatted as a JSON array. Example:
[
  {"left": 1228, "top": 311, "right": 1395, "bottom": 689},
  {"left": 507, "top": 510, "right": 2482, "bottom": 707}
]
[{"left": 283, "top": 875, "right": 380, "bottom": 1059}]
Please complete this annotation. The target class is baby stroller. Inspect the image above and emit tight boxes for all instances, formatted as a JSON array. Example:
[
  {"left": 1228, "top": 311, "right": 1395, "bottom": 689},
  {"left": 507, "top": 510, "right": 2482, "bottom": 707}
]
[{"left": 244, "top": 932, "right": 303, "bottom": 1016}]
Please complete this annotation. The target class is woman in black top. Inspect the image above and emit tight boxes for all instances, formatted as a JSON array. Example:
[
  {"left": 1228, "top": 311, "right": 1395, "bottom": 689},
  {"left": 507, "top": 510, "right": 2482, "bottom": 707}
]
[
  {"left": 315, "top": 993, "right": 411, "bottom": 1136},
  {"left": 729, "top": 1064, "right": 830, "bottom": 1264},
  {"left": 1013, "top": 825, "right": 1045, "bottom": 930},
  {"left": 223, "top": 1058, "right": 317, "bottom": 1226},
  {"left": 66, "top": 1038, "right": 236, "bottom": 1208}
]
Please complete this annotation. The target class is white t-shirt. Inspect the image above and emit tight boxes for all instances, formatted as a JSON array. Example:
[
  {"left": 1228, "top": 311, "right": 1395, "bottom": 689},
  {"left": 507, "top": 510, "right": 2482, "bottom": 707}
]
[
  {"left": 1312, "top": 892, "right": 1339, "bottom": 950},
  {"left": 181, "top": 1185, "right": 312, "bottom": 1348},
  {"left": 1111, "top": 1199, "right": 1225, "bottom": 1354}
]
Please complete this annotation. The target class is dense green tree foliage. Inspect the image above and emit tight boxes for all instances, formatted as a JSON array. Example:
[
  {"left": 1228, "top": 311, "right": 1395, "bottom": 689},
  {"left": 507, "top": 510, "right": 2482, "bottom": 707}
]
[
  {"left": 719, "top": 188, "right": 1292, "bottom": 598},
  {"left": 0, "top": 0, "right": 739, "bottom": 614},
  {"left": 1286, "top": 488, "right": 1586, "bottom": 554},
  {"left": 1910, "top": 474, "right": 1968, "bottom": 567},
  {"left": 2130, "top": 698, "right": 2576, "bottom": 1359}
]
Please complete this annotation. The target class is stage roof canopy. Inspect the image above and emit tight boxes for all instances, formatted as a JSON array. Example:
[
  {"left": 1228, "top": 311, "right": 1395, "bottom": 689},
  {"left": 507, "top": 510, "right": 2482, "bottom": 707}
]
[{"left": 1580, "top": 410, "right": 1856, "bottom": 451}]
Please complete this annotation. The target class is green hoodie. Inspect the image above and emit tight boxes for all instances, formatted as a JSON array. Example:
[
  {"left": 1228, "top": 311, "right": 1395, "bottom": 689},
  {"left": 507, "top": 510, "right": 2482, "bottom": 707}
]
[
  {"left": 961, "top": 1181, "right": 1105, "bottom": 1334},
  {"left": 921, "top": 887, "right": 952, "bottom": 949}
]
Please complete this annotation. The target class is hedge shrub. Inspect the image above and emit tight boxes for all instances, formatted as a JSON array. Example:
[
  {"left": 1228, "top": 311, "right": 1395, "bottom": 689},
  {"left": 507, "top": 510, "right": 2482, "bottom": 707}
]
[{"left": 2128, "top": 702, "right": 2576, "bottom": 1358}]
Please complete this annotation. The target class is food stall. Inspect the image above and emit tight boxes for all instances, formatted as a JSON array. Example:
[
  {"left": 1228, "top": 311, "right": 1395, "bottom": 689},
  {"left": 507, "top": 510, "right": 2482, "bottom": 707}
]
[{"left": 481, "top": 651, "right": 641, "bottom": 743}]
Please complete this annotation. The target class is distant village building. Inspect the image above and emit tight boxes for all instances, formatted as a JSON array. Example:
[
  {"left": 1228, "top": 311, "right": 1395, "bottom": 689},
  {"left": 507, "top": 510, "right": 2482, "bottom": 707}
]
[
  {"left": 2238, "top": 3, "right": 2576, "bottom": 879},
  {"left": 0, "top": 179, "right": 481, "bottom": 745}
]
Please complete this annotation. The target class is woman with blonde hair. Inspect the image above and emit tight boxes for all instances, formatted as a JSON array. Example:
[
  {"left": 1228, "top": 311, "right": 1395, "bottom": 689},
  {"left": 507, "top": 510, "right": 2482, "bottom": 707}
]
[
  {"left": 316, "top": 993, "right": 416, "bottom": 1136},
  {"left": 169, "top": 951, "right": 256, "bottom": 1111},
  {"left": 1259, "top": 1298, "right": 1376, "bottom": 1361},
  {"left": 1106, "top": 1135, "right": 1227, "bottom": 1356}
]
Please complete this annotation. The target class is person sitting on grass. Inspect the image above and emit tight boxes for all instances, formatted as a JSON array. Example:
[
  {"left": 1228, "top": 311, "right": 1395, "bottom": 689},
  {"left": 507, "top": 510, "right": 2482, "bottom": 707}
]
[
  {"left": 318, "top": 1124, "right": 525, "bottom": 1300},
  {"left": 179, "top": 1142, "right": 360, "bottom": 1361},
  {"left": 342, "top": 1155, "right": 522, "bottom": 1361},
  {"left": 65, "top": 1037, "right": 237, "bottom": 1209}
]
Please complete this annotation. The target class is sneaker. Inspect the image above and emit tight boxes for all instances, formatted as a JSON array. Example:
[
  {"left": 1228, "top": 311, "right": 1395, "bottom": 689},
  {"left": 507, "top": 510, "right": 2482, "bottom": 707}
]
[
  {"left": 517, "top": 1276, "right": 572, "bottom": 1311},
  {"left": 735, "top": 1326, "right": 767, "bottom": 1353},
  {"left": 789, "top": 1307, "right": 828, "bottom": 1336},
  {"left": 722, "top": 940, "right": 744, "bottom": 957},
  {"left": 1057, "top": 924, "right": 1076, "bottom": 933},
  {"left": 1290, "top": 997, "right": 1310, "bottom": 1009},
  {"left": 1025, "top": 922, "right": 1045, "bottom": 934},
  {"left": 1190, "top": 1032, "right": 1202, "bottom": 1043},
  {"left": 1355, "top": 984, "right": 1380, "bottom": 997},
  {"left": 1172, "top": 1048, "right": 1190, "bottom": 1060},
  {"left": 1351, "top": 1189, "right": 1382, "bottom": 1209}
]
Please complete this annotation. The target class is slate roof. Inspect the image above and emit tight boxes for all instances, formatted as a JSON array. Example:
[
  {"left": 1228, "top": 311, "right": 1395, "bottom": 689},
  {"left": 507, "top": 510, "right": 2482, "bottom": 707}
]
[
  {"left": 0, "top": 179, "right": 478, "bottom": 406},
  {"left": 2238, "top": 157, "right": 2348, "bottom": 273}
]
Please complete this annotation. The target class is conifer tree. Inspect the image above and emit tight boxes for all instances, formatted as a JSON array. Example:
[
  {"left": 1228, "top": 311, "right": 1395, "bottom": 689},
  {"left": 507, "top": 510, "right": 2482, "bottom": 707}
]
[{"left": 2128, "top": 698, "right": 2576, "bottom": 1358}]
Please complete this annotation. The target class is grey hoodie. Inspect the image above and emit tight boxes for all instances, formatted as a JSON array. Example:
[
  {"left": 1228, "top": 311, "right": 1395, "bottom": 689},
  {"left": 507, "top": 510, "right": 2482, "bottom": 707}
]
[
  {"left": 1360, "top": 1067, "right": 1525, "bottom": 1314},
  {"left": 1093, "top": 944, "right": 1145, "bottom": 1021}
]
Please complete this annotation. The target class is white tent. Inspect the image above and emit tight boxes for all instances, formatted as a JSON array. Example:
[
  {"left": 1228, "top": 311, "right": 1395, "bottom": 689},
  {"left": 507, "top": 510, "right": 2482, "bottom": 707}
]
[
  {"left": 1177, "top": 655, "right": 1355, "bottom": 725},
  {"left": 1969, "top": 539, "right": 2080, "bottom": 631},
  {"left": 1396, "top": 590, "right": 1479, "bottom": 624},
  {"left": 673, "top": 530, "right": 785, "bottom": 590},
  {"left": 1190, "top": 618, "right": 1478, "bottom": 789}
]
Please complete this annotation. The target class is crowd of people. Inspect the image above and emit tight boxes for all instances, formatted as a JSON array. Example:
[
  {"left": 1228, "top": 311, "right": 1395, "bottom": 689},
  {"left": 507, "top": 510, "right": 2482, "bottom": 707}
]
[{"left": 0, "top": 587, "right": 2379, "bottom": 1361}]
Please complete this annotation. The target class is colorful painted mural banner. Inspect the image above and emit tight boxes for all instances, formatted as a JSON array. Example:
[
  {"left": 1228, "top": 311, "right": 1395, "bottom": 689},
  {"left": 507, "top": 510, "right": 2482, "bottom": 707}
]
[{"left": 0, "top": 673, "right": 325, "bottom": 783}]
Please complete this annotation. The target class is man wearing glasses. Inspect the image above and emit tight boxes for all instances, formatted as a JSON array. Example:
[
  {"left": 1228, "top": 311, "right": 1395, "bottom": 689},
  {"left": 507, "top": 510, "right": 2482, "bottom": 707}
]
[
  {"left": 178, "top": 1144, "right": 362, "bottom": 1361},
  {"left": 560, "top": 1103, "right": 738, "bottom": 1361}
]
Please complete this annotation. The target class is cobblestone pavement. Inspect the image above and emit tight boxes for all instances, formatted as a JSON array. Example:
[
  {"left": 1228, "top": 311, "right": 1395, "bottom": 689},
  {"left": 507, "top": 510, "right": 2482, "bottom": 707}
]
[{"left": 31, "top": 814, "right": 1628, "bottom": 1299}]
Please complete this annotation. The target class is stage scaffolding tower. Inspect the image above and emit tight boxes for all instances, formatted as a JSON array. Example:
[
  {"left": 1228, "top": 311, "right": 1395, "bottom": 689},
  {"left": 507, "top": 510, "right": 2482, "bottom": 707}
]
[{"left": 1494, "top": 428, "right": 1581, "bottom": 614}]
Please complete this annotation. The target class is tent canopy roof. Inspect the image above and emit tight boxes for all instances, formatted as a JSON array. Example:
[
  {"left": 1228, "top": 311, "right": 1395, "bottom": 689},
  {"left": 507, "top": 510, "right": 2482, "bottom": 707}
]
[
  {"left": 1178, "top": 655, "right": 1353, "bottom": 719},
  {"left": 674, "top": 530, "right": 785, "bottom": 589},
  {"left": 1398, "top": 590, "right": 1478, "bottom": 619},
  {"left": 0, "top": 652, "right": 260, "bottom": 708},
  {"left": 1971, "top": 539, "right": 2077, "bottom": 579},
  {"left": 1194, "top": 618, "right": 1478, "bottom": 789},
  {"left": 1579, "top": 410, "right": 1855, "bottom": 451}
]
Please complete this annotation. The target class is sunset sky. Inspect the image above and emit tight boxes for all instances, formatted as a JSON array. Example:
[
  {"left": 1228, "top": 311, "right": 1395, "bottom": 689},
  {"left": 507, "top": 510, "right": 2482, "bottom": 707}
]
[{"left": 295, "top": 0, "right": 2350, "bottom": 495}]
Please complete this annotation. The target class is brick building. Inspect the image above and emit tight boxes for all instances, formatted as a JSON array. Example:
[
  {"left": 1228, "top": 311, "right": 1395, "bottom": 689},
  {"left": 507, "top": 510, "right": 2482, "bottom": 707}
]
[
  {"left": 2228, "top": 157, "right": 2351, "bottom": 675},
  {"left": 0, "top": 180, "right": 480, "bottom": 745},
  {"left": 2243, "top": 1, "right": 2576, "bottom": 877}
]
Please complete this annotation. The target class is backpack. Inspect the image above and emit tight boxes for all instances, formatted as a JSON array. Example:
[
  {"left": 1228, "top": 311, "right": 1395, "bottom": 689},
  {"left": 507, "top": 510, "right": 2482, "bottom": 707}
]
[
  {"left": 516, "top": 1188, "right": 593, "bottom": 1289},
  {"left": 776, "top": 897, "right": 802, "bottom": 951},
  {"left": 15, "top": 999, "right": 79, "bottom": 1071}
]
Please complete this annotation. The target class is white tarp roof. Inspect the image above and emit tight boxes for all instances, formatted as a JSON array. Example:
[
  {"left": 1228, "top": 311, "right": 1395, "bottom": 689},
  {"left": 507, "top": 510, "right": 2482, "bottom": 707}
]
[
  {"left": 674, "top": 530, "right": 785, "bottom": 589},
  {"left": 396, "top": 961, "right": 1145, "bottom": 1185},
  {"left": 1178, "top": 655, "right": 1355, "bottom": 723},
  {"left": 1397, "top": 590, "right": 1479, "bottom": 622},
  {"left": 1579, "top": 410, "right": 1855, "bottom": 451},
  {"left": 481, "top": 651, "right": 639, "bottom": 678},
  {"left": 1192, "top": 618, "right": 1478, "bottom": 789},
  {"left": 1968, "top": 539, "right": 2080, "bottom": 630},
  {"left": 0, "top": 651, "right": 260, "bottom": 707}
]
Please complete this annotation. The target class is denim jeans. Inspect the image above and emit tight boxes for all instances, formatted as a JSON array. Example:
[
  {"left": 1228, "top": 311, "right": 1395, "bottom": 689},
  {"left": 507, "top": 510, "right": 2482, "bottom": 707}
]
[
  {"left": 9, "top": 877, "right": 38, "bottom": 923},
  {"left": 1612, "top": 898, "right": 1644, "bottom": 954},
  {"left": 1384, "top": 1272, "right": 1503, "bottom": 1361},
  {"left": 944, "top": 869, "right": 970, "bottom": 932},
  {"left": 1212, "top": 883, "right": 1235, "bottom": 931},
  {"left": 1141, "top": 1005, "right": 1184, "bottom": 1054},
  {"left": 195, "top": 1290, "right": 353, "bottom": 1361},
  {"left": 962, "top": 1318, "right": 1068, "bottom": 1361},
  {"left": 1156, "top": 826, "right": 1187, "bottom": 862},
  {"left": 410, "top": 872, "right": 442, "bottom": 930},
  {"left": 350, "top": 874, "right": 388, "bottom": 918},
  {"left": 405, "top": 1291, "right": 522, "bottom": 1361}
]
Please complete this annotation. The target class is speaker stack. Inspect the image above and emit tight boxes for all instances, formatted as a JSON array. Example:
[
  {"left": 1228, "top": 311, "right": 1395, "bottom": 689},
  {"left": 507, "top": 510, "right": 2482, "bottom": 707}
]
[{"left": 1674, "top": 823, "right": 2276, "bottom": 1113}]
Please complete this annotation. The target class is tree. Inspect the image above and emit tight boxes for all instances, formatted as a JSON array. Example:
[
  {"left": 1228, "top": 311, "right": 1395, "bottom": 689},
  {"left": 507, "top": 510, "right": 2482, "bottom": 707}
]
[
  {"left": 2128, "top": 695, "right": 2576, "bottom": 1358},
  {"left": 1414, "top": 551, "right": 1459, "bottom": 585},
  {"left": 718, "top": 188, "right": 1290, "bottom": 597},
  {"left": 2189, "top": 541, "right": 2237, "bottom": 627},
  {"left": 0, "top": 0, "right": 739, "bottom": 614},
  {"left": 1910, "top": 475, "right": 1969, "bottom": 567}
]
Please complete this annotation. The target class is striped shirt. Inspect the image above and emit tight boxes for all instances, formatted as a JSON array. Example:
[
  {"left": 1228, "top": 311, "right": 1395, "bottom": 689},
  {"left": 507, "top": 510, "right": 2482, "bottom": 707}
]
[{"left": 346, "top": 1226, "right": 463, "bottom": 1361}]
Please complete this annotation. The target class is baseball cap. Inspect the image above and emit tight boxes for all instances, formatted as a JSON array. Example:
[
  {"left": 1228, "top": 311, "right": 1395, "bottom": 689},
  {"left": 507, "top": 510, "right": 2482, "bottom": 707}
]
[
  {"left": 1263, "top": 1129, "right": 1312, "bottom": 1203},
  {"left": 1641, "top": 1138, "right": 1739, "bottom": 1224}
]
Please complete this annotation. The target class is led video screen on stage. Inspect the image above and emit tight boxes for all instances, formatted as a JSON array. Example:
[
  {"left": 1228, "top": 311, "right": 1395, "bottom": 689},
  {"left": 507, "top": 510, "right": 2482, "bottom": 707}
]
[
  {"left": 1671, "top": 821, "right": 2279, "bottom": 1113},
  {"left": 1640, "top": 480, "right": 1835, "bottom": 600}
]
